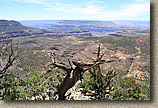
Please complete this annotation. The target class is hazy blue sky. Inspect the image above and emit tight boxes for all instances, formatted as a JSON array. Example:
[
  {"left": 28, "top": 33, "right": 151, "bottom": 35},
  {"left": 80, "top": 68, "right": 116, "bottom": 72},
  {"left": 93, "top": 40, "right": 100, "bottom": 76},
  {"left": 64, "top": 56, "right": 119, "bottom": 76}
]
[{"left": 0, "top": 0, "right": 150, "bottom": 21}]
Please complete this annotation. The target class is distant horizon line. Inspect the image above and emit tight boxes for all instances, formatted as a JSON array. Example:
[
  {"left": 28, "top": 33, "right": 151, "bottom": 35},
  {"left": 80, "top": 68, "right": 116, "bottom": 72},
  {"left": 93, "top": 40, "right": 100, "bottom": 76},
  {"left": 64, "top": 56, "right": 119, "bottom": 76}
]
[
  {"left": 0, "top": 19, "right": 150, "bottom": 22},
  {"left": 19, "top": 19, "right": 150, "bottom": 22}
]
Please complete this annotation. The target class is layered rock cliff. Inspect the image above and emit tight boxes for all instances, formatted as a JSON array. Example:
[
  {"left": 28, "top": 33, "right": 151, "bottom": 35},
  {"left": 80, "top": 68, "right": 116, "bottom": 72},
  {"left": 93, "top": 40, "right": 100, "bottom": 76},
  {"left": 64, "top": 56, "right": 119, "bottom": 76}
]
[{"left": 0, "top": 20, "right": 29, "bottom": 32}]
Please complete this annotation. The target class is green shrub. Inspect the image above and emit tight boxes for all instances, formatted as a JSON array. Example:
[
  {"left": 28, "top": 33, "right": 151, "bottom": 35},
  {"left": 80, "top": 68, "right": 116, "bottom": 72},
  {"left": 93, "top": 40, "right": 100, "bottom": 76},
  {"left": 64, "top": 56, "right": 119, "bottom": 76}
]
[
  {"left": 112, "top": 77, "right": 149, "bottom": 100},
  {"left": 79, "top": 67, "right": 117, "bottom": 100}
]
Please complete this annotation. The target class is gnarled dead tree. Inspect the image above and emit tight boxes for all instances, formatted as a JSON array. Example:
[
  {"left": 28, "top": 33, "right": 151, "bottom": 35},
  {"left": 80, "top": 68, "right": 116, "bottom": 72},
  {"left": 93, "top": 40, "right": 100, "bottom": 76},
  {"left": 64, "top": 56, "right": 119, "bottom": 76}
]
[
  {"left": 49, "top": 44, "right": 118, "bottom": 100},
  {"left": 0, "top": 39, "right": 19, "bottom": 99},
  {"left": 0, "top": 39, "right": 19, "bottom": 78}
]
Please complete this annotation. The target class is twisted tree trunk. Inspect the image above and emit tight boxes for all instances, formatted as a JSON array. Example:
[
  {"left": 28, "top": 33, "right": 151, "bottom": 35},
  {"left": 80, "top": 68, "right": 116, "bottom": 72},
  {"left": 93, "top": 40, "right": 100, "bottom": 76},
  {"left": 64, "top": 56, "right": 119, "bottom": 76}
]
[
  {"left": 49, "top": 45, "right": 117, "bottom": 100},
  {"left": 57, "top": 67, "right": 83, "bottom": 99}
]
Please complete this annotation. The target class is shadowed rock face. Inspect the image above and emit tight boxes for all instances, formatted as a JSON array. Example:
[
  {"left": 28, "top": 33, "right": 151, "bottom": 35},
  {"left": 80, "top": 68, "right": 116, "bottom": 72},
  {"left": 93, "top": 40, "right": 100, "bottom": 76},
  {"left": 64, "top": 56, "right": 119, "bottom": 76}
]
[
  {"left": 0, "top": 20, "right": 21, "bottom": 26},
  {"left": 0, "top": 28, "right": 92, "bottom": 39},
  {"left": 0, "top": 20, "right": 29, "bottom": 32}
]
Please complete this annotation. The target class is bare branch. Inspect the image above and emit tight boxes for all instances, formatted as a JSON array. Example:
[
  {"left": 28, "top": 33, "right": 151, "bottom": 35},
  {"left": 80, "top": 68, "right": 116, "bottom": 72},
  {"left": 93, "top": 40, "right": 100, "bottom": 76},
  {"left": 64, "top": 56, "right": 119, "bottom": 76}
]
[
  {"left": 68, "top": 59, "right": 73, "bottom": 69},
  {"left": 83, "top": 61, "right": 103, "bottom": 72},
  {"left": 0, "top": 39, "right": 19, "bottom": 75},
  {"left": 50, "top": 62, "right": 69, "bottom": 71},
  {"left": 105, "top": 59, "right": 120, "bottom": 63},
  {"left": 97, "top": 44, "right": 100, "bottom": 61},
  {"left": 50, "top": 53, "right": 69, "bottom": 71},
  {"left": 39, "top": 74, "right": 54, "bottom": 87}
]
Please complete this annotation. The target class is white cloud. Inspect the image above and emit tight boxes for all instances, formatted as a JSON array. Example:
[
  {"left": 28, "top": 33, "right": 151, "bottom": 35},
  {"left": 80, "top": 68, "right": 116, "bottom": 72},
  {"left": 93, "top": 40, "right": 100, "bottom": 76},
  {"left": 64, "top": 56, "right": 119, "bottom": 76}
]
[
  {"left": 4, "top": 0, "right": 53, "bottom": 5},
  {"left": 133, "top": 0, "right": 149, "bottom": 2},
  {"left": 44, "top": 0, "right": 107, "bottom": 17},
  {"left": 79, "top": 1, "right": 150, "bottom": 20},
  {"left": 2, "top": 0, "right": 150, "bottom": 20},
  {"left": 44, "top": 0, "right": 149, "bottom": 20}
]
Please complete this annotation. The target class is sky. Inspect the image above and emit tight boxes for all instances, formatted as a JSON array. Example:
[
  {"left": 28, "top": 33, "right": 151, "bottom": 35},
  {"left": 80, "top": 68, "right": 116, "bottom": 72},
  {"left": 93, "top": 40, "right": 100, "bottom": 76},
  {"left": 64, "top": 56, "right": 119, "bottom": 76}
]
[{"left": 0, "top": 0, "right": 150, "bottom": 21}]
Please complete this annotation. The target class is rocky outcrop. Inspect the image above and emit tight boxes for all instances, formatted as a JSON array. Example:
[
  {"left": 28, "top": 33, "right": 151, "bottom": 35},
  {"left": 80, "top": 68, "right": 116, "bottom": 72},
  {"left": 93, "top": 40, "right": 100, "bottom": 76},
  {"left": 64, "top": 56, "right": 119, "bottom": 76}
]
[
  {"left": 109, "top": 34, "right": 124, "bottom": 37},
  {"left": 108, "top": 30, "right": 149, "bottom": 37},
  {"left": 0, "top": 20, "right": 22, "bottom": 26},
  {"left": 65, "top": 81, "right": 90, "bottom": 100},
  {"left": 0, "top": 20, "right": 29, "bottom": 32},
  {"left": 0, "top": 30, "right": 32, "bottom": 39},
  {"left": 0, "top": 29, "right": 92, "bottom": 39}
]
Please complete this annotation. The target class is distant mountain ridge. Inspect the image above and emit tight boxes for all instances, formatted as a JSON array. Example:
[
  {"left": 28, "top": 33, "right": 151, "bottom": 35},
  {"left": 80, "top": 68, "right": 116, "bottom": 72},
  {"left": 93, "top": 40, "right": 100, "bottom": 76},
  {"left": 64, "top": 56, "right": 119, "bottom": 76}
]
[
  {"left": 0, "top": 20, "right": 29, "bottom": 32},
  {"left": 48, "top": 20, "right": 116, "bottom": 36},
  {"left": 20, "top": 20, "right": 150, "bottom": 36},
  {"left": 58, "top": 20, "right": 115, "bottom": 25}
]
